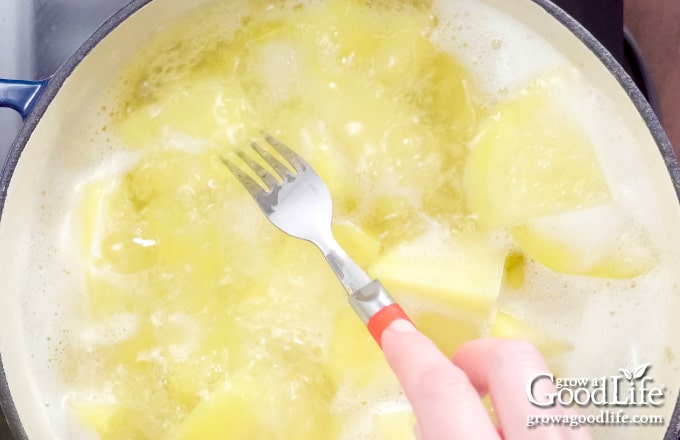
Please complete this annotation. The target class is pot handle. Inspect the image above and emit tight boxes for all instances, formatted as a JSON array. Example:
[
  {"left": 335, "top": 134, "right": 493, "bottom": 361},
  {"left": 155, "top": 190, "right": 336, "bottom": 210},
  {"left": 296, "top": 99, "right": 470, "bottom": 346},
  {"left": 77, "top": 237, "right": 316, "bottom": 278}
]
[{"left": 0, "top": 79, "right": 49, "bottom": 120}]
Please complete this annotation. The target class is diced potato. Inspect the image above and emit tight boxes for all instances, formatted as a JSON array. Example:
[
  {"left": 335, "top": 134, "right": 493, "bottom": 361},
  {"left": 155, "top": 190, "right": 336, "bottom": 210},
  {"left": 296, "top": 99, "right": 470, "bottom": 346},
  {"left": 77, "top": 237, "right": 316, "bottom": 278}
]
[
  {"left": 162, "top": 348, "right": 229, "bottom": 411},
  {"left": 236, "top": 20, "right": 321, "bottom": 107},
  {"left": 79, "top": 175, "right": 142, "bottom": 262},
  {"left": 361, "top": 196, "right": 425, "bottom": 249},
  {"left": 304, "top": 0, "right": 432, "bottom": 74},
  {"left": 99, "top": 232, "right": 159, "bottom": 274},
  {"left": 268, "top": 120, "right": 359, "bottom": 213},
  {"left": 79, "top": 177, "right": 116, "bottom": 255},
  {"left": 490, "top": 311, "right": 572, "bottom": 358},
  {"left": 68, "top": 397, "right": 117, "bottom": 438},
  {"left": 369, "top": 230, "right": 508, "bottom": 314},
  {"left": 327, "top": 308, "right": 387, "bottom": 389},
  {"left": 99, "top": 319, "right": 157, "bottom": 365},
  {"left": 180, "top": 362, "right": 338, "bottom": 440},
  {"left": 422, "top": 169, "right": 472, "bottom": 227},
  {"left": 116, "top": 77, "right": 257, "bottom": 147},
  {"left": 333, "top": 221, "right": 382, "bottom": 268},
  {"left": 177, "top": 377, "right": 262, "bottom": 440},
  {"left": 85, "top": 272, "right": 141, "bottom": 317},
  {"left": 413, "top": 311, "right": 482, "bottom": 357},
  {"left": 511, "top": 204, "right": 658, "bottom": 278},
  {"left": 588, "top": 236, "right": 657, "bottom": 278},
  {"left": 124, "top": 150, "right": 188, "bottom": 208},
  {"left": 322, "top": 0, "right": 383, "bottom": 69},
  {"left": 464, "top": 70, "right": 611, "bottom": 229},
  {"left": 376, "top": 125, "right": 452, "bottom": 191},
  {"left": 102, "top": 403, "right": 167, "bottom": 439},
  {"left": 374, "top": 411, "right": 416, "bottom": 440},
  {"left": 123, "top": 150, "right": 265, "bottom": 283},
  {"left": 411, "top": 52, "right": 480, "bottom": 142}
]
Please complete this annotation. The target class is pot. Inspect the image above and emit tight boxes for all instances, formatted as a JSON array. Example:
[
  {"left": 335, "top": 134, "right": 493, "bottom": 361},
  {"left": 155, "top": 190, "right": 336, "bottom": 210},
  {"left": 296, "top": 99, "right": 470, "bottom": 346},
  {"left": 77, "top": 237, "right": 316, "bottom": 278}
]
[{"left": 1, "top": 0, "right": 680, "bottom": 439}]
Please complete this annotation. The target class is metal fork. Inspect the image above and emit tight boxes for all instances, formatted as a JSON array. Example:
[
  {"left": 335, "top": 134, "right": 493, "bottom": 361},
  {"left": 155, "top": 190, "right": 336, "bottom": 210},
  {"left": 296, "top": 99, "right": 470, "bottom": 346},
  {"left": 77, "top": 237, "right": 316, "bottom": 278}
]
[{"left": 221, "top": 134, "right": 411, "bottom": 347}]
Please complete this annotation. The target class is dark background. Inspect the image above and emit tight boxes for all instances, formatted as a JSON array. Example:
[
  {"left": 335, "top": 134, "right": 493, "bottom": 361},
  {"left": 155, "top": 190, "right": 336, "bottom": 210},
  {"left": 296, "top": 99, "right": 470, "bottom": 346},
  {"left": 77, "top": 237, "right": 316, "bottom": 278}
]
[{"left": 1, "top": 0, "right": 678, "bottom": 438}]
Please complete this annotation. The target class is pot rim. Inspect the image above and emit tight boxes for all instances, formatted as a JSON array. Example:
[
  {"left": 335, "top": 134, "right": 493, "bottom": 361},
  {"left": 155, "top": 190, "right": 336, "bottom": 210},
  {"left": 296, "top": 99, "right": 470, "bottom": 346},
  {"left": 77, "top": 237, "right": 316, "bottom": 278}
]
[
  {"left": 0, "top": 4, "right": 153, "bottom": 438},
  {"left": 1, "top": 0, "right": 678, "bottom": 439}
]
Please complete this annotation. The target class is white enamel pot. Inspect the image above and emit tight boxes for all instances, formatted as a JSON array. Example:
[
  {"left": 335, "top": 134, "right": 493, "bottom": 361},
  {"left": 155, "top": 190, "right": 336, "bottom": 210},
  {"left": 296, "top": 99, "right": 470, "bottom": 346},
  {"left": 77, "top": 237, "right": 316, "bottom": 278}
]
[{"left": 1, "top": 0, "right": 680, "bottom": 439}]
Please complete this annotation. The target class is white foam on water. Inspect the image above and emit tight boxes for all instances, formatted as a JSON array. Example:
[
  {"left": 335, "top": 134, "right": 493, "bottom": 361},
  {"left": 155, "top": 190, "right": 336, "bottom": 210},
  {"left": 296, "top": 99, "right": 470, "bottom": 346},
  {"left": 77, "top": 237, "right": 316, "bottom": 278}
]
[{"left": 431, "top": 0, "right": 566, "bottom": 102}]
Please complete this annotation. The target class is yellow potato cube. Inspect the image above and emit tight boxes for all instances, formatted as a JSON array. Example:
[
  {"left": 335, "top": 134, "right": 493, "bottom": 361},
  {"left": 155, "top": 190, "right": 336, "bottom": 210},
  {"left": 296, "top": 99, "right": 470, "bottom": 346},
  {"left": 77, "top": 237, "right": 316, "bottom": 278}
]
[
  {"left": 374, "top": 411, "right": 416, "bottom": 440},
  {"left": 332, "top": 221, "right": 382, "bottom": 268},
  {"left": 411, "top": 52, "right": 481, "bottom": 142},
  {"left": 177, "top": 378, "right": 262, "bottom": 440},
  {"left": 68, "top": 397, "right": 117, "bottom": 438},
  {"left": 511, "top": 204, "right": 658, "bottom": 279},
  {"left": 180, "top": 362, "right": 338, "bottom": 440},
  {"left": 327, "top": 308, "right": 387, "bottom": 389},
  {"left": 116, "top": 77, "right": 257, "bottom": 147},
  {"left": 360, "top": 196, "right": 425, "bottom": 249},
  {"left": 85, "top": 272, "right": 139, "bottom": 317},
  {"left": 369, "top": 231, "right": 508, "bottom": 314},
  {"left": 490, "top": 311, "right": 572, "bottom": 358},
  {"left": 464, "top": 70, "right": 611, "bottom": 228},
  {"left": 79, "top": 177, "right": 116, "bottom": 255},
  {"left": 414, "top": 311, "right": 482, "bottom": 357}
]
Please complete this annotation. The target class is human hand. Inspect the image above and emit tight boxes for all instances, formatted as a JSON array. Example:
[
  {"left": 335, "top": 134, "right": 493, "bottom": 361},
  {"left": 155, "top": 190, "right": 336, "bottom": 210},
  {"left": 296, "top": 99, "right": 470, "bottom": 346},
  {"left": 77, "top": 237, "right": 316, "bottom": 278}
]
[{"left": 381, "top": 319, "right": 591, "bottom": 440}]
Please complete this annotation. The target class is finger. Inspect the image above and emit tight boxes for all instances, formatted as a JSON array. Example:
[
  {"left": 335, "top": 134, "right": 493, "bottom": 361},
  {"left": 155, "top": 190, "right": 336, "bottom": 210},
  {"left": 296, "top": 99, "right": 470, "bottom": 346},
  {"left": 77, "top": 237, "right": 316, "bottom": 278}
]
[
  {"left": 381, "top": 320, "right": 500, "bottom": 440},
  {"left": 453, "top": 338, "right": 591, "bottom": 440},
  {"left": 414, "top": 423, "right": 423, "bottom": 440}
]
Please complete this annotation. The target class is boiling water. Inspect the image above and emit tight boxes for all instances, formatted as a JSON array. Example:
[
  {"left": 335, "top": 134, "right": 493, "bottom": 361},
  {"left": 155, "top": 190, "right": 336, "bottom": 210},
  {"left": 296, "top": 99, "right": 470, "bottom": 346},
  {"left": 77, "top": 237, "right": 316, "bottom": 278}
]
[{"left": 2, "top": 0, "right": 680, "bottom": 439}]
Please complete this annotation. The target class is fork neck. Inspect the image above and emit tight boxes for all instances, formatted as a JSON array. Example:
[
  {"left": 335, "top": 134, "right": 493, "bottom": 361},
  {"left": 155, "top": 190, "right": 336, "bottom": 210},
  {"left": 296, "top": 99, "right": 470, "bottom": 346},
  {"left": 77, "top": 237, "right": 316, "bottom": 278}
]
[{"left": 311, "top": 231, "right": 372, "bottom": 295}]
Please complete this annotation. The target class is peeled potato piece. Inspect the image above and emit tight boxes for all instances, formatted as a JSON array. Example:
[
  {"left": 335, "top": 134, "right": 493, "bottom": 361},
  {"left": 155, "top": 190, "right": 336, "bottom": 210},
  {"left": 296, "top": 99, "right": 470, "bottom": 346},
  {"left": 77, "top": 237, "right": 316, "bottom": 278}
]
[
  {"left": 332, "top": 221, "right": 382, "bottom": 268},
  {"left": 326, "top": 308, "right": 388, "bottom": 389},
  {"left": 68, "top": 398, "right": 117, "bottom": 438},
  {"left": 464, "top": 69, "right": 611, "bottom": 229},
  {"left": 368, "top": 228, "right": 508, "bottom": 314},
  {"left": 116, "top": 77, "right": 258, "bottom": 148},
  {"left": 490, "top": 311, "right": 572, "bottom": 358},
  {"left": 179, "top": 362, "right": 338, "bottom": 440},
  {"left": 511, "top": 204, "right": 658, "bottom": 278},
  {"left": 79, "top": 177, "right": 117, "bottom": 256},
  {"left": 374, "top": 411, "right": 417, "bottom": 440},
  {"left": 177, "top": 376, "right": 262, "bottom": 440},
  {"left": 413, "top": 311, "right": 482, "bottom": 356}
]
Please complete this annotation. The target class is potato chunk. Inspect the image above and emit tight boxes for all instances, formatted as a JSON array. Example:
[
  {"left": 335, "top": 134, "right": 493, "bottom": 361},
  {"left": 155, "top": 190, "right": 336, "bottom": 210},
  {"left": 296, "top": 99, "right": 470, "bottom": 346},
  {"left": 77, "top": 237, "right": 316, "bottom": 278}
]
[
  {"left": 374, "top": 411, "right": 416, "bottom": 440},
  {"left": 464, "top": 70, "right": 611, "bottom": 229},
  {"left": 368, "top": 228, "right": 508, "bottom": 314},
  {"left": 511, "top": 204, "right": 658, "bottom": 278},
  {"left": 179, "top": 359, "right": 338, "bottom": 439},
  {"left": 490, "top": 311, "right": 572, "bottom": 358}
]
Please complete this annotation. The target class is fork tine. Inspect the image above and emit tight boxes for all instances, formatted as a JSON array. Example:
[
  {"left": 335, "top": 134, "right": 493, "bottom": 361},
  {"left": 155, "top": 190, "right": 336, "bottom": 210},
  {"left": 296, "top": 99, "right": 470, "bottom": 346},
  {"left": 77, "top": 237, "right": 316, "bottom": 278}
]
[
  {"left": 250, "top": 141, "right": 292, "bottom": 179},
  {"left": 236, "top": 151, "right": 279, "bottom": 189},
  {"left": 263, "top": 133, "right": 307, "bottom": 172},
  {"left": 220, "top": 156, "right": 265, "bottom": 196}
]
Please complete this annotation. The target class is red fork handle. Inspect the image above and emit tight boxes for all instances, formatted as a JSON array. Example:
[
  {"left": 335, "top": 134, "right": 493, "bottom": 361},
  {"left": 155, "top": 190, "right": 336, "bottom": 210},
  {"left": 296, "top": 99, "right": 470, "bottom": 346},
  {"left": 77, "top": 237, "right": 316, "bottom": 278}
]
[
  {"left": 366, "top": 303, "right": 413, "bottom": 348},
  {"left": 348, "top": 280, "right": 414, "bottom": 348}
]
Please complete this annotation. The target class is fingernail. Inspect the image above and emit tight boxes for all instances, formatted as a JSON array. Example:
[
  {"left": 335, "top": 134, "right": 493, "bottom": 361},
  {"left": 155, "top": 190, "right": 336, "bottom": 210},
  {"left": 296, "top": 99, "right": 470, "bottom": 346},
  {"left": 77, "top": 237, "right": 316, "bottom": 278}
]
[{"left": 389, "top": 319, "right": 416, "bottom": 333}]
